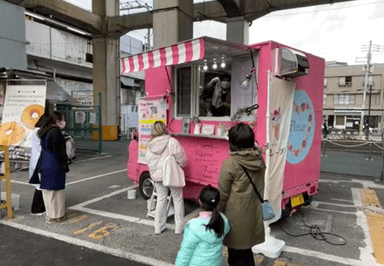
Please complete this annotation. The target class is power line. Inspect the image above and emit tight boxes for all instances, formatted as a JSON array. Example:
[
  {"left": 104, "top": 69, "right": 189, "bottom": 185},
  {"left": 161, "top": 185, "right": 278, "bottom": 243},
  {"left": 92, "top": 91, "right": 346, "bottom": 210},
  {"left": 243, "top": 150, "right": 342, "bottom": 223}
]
[{"left": 264, "top": 0, "right": 384, "bottom": 18}]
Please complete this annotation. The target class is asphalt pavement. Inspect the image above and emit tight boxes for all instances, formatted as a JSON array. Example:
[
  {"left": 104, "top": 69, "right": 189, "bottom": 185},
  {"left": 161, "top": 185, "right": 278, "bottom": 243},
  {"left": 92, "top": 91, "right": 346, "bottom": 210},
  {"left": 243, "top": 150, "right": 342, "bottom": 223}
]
[
  {"left": 0, "top": 139, "right": 383, "bottom": 266},
  {"left": 0, "top": 224, "right": 149, "bottom": 266}
]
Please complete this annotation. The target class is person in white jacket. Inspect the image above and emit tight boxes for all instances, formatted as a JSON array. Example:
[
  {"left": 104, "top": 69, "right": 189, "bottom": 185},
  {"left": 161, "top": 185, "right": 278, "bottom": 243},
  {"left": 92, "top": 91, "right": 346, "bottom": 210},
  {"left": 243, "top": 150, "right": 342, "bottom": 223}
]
[
  {"left": 28, "top": 113, "right": 50, "bottom": 215},
  {"left": 146, "top": 121, "right": 187, "bottom": 235}
]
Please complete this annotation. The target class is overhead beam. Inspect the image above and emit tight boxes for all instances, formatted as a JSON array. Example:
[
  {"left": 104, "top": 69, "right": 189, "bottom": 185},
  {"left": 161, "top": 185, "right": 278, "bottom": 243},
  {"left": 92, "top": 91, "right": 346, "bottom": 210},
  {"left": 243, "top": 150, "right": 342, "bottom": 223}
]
[
  {"left": 216, "top": 0, "right": 242, "bottom": 17},
  {"left": 244, "top": 0, "right": 355, "bottom": 22},
  {"left": 6, "top": 0, "right": 354, "bottom": 37},
  {"left": 108, "top": 12, "right": 153, "bottom": 38},
  {"left": 12, "top": 0, "right": 103, "bottom": 34}
]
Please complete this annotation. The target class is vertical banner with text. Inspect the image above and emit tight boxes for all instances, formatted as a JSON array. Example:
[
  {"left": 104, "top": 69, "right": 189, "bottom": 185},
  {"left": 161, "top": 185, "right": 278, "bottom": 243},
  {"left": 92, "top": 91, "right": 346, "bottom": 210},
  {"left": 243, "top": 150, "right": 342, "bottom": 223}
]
[
  {"left": 0, "top": 84, "right": 46, "bottom": 160},
  {"left": 265, "top": 76, "right": 295, "bottom": 221},
  {"left": 138, "top": 97, "right": 167, "bottom": 164}
]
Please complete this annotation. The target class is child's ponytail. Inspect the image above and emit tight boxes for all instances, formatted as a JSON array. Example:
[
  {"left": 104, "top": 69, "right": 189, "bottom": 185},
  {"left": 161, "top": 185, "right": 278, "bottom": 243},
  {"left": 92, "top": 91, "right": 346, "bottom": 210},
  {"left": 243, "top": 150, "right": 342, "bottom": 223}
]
[
  {"left": 205, "top": 208, "right": 225, "bottom": 238},
  {"left": 199, "top": 185, "right": 225, "bottom": 238}
]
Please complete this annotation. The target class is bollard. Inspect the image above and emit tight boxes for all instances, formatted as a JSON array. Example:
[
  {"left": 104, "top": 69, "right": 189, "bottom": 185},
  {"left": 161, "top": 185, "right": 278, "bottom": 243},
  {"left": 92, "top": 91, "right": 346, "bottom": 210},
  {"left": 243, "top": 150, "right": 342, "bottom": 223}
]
[
  {"left": 368, "top": 142, "right": 373, "bottom": 161},
  {"left": 322, "top": 139, "right": 327, "bottom": 157}
]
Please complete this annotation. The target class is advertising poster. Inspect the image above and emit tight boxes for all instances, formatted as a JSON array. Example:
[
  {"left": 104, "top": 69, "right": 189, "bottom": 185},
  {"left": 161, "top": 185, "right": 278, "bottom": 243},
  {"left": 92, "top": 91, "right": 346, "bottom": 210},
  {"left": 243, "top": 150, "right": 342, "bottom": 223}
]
[
  {"left": 0, "top": 84, "right": 46, "bottom": 160},
  {"left": 138, "top": 97, "right": 167, "bottom": 164}
]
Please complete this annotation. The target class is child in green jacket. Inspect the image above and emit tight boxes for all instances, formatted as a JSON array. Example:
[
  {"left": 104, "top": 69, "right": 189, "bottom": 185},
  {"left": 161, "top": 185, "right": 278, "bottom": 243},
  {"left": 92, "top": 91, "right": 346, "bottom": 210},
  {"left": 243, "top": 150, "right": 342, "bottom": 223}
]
[{"left": 175, "top": 185, "right": 230, "bottom": 266}]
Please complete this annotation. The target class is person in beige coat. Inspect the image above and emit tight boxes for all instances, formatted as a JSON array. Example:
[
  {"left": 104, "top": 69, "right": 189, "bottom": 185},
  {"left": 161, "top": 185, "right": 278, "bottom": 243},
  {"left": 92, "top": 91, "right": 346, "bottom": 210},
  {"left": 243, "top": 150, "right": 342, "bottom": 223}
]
[
  {"left": 146, "top": 121, "right": 187, "bottom": 235},
  {"left": 217, "top": 123, "right": 266, "bottom": 266}
]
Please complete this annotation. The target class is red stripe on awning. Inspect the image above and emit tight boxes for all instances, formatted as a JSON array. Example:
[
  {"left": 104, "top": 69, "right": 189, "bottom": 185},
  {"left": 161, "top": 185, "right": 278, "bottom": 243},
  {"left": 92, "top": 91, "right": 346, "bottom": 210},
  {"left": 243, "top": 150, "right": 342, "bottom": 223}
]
[
  {"left": 159, "top": 47, "right": 167, "bottom": 66},
  {"left": 138, "top": 54, "right": 144, "bottom": 71},
  {"left": 121, "top": 38, "right": 205, "bottom": 74},
  {"left": 128, "top": 57, "right": 134, "bottom": 73},
  {"left": 185, "top": 41, "right": 193, "bottom": 62},
  {"left": 148, "top": 51, "right": 154, "bottom": 68},
  {"left": 171, "top": 44, "right": 179, "bottom": 65},
  {"left": 121, "top": 58, "right": 126, "bottom": 74}
]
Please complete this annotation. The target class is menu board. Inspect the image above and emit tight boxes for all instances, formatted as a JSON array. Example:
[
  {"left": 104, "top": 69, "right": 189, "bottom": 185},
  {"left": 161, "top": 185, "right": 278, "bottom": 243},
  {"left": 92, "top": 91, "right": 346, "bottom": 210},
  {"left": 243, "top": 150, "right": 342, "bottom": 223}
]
[
  {"left": 138, "top": 97, "right": 167, "bottom": 164},
  {"left": 0, "top": 84, "right": 46, "bottom": 160}
]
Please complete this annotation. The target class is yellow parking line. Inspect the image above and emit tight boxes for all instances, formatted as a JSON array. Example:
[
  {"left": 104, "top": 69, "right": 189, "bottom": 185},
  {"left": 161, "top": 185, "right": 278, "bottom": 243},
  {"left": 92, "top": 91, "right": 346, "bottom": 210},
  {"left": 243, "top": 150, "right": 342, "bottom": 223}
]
[
  {"left": 73, "top": 221, "right": 103, "bottom": 235},
  {"left": 360, "top": 188, "right": 381, "bottom": 207},
  {"left": 360, "top": 188, "right": 384, "bottom": 264}
]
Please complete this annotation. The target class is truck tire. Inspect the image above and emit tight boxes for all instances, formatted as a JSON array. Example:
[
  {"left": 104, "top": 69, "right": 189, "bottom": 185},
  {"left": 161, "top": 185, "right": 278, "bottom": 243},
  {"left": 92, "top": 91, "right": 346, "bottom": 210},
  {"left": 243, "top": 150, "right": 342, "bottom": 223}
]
[
  {"left": 281, "top": 201, "right": 292, "bottom": 220},
  {"left": 139, "top": 172, "right": 154, "bottom": 200}
]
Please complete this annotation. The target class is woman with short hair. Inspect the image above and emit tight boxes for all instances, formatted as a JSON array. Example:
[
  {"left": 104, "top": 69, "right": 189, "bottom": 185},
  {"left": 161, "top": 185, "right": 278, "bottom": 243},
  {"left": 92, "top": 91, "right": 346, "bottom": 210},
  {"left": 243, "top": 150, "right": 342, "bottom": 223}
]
[{"left": 217, "top": 123, "right": 266, "bottom": 266}]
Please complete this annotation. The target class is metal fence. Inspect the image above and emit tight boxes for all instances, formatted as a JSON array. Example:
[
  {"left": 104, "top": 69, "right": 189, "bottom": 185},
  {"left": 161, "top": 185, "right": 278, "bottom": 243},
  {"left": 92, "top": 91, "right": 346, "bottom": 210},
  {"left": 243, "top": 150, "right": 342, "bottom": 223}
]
[
  {"left": 321, "top": 137, "right": 384, "bottom": 180},
  {"left": 57, "top": 93, "right": 103, "bottom": 154}
]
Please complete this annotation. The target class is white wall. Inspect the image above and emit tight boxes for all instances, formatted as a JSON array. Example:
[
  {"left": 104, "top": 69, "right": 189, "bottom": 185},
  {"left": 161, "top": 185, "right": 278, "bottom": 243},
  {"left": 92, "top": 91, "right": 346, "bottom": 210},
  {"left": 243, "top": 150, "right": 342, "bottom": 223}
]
[
  {"left": 26, "top": 20, "right": 92, "bottom": 68},
  {"left": 0, "top": 1, "right": 27, "bottom": 69}
]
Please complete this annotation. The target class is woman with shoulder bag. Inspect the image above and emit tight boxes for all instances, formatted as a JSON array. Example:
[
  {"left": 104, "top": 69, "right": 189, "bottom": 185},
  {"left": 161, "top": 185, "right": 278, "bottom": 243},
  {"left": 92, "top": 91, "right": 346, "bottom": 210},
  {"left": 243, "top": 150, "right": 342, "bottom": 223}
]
[
  {"left": 29, "top": 113, "right": 51, "bottom": 215},
  {"left": 217, "top": 123, "right": 266, "bottom": 266},
  {"left": 146, "top": 121, "right": 187, "bottom": 235},
  {"left": 39, "top": 111, "right": 69, "bottom": 224}
]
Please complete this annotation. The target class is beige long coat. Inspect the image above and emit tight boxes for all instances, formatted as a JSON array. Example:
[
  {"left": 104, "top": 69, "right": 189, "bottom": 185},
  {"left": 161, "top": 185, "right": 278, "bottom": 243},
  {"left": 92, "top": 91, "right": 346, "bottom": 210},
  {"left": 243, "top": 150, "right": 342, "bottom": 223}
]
[{"left": 217, "top": 149, "right": 266, "bottom": 249}]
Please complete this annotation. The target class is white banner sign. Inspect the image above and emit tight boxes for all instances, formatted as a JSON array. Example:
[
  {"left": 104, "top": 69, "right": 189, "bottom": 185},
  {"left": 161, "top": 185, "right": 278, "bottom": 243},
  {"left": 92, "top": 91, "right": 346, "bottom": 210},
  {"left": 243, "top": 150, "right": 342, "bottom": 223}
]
[
  {"left": 0, "top": 84, "right": 46, "bottom": 160},
  {"left": 265, "top": 76, "right": 295, "bottom": 221}
]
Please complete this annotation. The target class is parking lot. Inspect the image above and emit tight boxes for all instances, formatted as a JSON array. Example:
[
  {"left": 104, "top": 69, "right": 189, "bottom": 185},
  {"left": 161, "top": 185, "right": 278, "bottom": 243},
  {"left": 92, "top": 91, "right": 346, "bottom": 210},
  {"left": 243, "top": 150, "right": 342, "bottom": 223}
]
[{"left": 1, "top": 139, "right": 384, "bottom": 266}]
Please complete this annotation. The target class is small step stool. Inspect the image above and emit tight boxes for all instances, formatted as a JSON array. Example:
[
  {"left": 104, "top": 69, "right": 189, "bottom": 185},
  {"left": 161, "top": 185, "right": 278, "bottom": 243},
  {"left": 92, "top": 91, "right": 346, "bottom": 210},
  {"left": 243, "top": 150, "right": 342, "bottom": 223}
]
[{"left": 146, "top": 186, "right": 175, "bottom": 218}]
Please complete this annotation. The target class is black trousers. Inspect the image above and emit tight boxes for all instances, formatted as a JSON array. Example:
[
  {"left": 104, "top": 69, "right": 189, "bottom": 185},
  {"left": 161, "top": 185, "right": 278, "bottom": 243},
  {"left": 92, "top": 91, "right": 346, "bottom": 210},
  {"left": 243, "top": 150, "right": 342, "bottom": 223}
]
[
  {"left": 227, "top": 248, "right": 255, "bottom": 266},
  {"left": 31, "top": 188, "right": 45, "bottom": 214}
]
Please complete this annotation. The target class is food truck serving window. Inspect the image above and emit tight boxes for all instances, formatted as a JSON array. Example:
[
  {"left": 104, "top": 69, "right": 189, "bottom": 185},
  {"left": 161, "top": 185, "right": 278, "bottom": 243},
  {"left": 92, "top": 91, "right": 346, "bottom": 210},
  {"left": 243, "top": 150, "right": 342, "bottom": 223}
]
[{"left": 174, "top": 54, "right": 257, "bottom": 120}]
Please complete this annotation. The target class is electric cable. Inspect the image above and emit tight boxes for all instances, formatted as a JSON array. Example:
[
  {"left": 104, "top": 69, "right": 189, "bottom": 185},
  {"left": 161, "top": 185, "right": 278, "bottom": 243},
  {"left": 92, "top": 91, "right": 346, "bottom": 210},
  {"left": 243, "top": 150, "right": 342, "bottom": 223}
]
[{"left": 279, "top": 209, "right": 347, "bottom": 246}]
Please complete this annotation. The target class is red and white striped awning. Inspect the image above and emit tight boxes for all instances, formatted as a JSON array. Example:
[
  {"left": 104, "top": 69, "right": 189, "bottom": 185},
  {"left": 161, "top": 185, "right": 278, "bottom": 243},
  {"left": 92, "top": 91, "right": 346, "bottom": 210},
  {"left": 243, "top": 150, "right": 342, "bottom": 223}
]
[{"left": 121, "top": 38, "right": 205, "bottom": 74}]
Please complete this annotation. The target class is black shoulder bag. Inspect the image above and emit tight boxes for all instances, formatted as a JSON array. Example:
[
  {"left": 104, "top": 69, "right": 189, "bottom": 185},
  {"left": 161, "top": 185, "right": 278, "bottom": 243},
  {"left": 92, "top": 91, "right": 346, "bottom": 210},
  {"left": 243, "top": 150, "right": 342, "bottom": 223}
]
[{"left": 239, "top": 164, "right": 275, "bottom": 221}]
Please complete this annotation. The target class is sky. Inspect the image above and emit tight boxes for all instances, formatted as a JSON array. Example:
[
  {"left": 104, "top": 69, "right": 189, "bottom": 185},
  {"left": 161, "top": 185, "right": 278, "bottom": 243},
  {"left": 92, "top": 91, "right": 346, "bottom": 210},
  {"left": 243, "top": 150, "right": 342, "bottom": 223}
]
[{"left": 64, "top": 0, "right": 384, "bottom": 65}]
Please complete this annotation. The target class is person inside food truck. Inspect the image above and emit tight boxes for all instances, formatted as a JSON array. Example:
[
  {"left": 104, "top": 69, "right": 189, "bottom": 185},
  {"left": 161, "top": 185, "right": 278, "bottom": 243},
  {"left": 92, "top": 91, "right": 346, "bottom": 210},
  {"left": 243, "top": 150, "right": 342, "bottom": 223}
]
[{"left": 203, "top": 74, "right": 231, "bottom": 117}]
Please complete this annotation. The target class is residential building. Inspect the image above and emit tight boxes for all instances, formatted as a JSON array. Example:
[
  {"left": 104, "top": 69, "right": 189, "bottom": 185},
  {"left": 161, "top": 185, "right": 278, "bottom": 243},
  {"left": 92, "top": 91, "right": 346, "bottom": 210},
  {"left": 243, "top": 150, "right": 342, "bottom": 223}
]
[{"left": 323, "top": 62, "right": 384, "bottom": 130}]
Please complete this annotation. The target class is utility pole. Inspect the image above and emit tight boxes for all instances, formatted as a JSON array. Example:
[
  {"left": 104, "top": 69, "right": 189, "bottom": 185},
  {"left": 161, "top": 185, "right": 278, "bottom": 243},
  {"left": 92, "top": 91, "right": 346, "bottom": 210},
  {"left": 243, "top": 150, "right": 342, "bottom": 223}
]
[{"left": 360, "top": 40, "right": 372, "bottom": 134}]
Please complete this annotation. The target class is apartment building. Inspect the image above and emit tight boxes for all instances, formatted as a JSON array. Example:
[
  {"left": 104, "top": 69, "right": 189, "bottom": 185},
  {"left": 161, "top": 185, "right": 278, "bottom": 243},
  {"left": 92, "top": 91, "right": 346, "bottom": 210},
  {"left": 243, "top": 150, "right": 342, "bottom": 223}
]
[{"left": 323, "top": 62, "right": 384, "bottom": 130}]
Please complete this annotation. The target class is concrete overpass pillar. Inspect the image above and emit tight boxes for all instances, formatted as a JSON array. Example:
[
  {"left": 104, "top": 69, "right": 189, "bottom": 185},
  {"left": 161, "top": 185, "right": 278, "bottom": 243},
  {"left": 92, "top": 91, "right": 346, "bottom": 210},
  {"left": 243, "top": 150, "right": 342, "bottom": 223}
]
[
  {"left": 153, "top": 0, "right": 193, "bottom": 48},
  {"left": 226, "top": 17, "right": 249, "bottom": 44},
  {"left": 92, "top": 0, "right": 120, "bottom": 140}
]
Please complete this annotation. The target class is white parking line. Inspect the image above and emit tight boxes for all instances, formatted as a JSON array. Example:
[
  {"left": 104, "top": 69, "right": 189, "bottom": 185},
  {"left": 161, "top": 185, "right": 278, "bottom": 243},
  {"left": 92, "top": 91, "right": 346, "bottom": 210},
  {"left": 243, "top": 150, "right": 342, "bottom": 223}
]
[
  {"left": 331, "top": 198, "right": 354, "bottom": 203},
  {"left": 352, "top": 188, "right": 377, "bottom": 265},
  {"left": 69, "top": 185, "right": 137, "bottom": 208},
  {"left": 70, "top": 205, "right": 175, "bottom": 231},
  {"left": 283, "top": 246, "right": 367, "bottom": 266},
  {"left": 73, "top": 155, "right": 112, "bottom": 163},
  {"left": 0, "top": 220, "right": 173, "bottom": 266},
  {"left": 67, "top": 169, "right": 126, "bottom": 185},
  {"left": 10, "top": 180, "right": 34, "bottom": 186},
  {"left": 320, "top": 178, "right": 384, "bottom": 189},
  {"left": 314, "top": 200, "right": 357, "bottom": 208},
  {"left": 68, "top": 184, "right": 176, "bottom": 231}
]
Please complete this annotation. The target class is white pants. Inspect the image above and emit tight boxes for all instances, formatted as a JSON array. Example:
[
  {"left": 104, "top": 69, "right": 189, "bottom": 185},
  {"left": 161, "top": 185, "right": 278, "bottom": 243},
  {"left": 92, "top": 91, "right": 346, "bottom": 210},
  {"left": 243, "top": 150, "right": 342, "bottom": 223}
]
[
  {"left": 154, "top": 182, "right": 184, "bottom": 233},
  {"left": 42, "top": 189, "right": 66, "bottom": 219}
]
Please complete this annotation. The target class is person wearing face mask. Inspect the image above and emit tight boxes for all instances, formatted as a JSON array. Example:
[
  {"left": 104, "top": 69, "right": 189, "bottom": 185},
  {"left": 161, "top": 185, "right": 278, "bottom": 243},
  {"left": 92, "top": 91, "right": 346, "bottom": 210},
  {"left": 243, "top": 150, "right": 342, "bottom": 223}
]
[
  {"left": 38, "top": 111, "right": 69, "bottom": 224},
  {"left": 206, "top": 74, "right": 231, "bottom": 117}
]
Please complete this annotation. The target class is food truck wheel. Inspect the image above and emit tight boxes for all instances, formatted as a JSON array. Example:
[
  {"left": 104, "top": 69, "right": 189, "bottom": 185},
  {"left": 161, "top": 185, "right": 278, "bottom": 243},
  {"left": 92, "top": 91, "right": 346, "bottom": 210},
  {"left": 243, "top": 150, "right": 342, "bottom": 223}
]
[
  {"left": 139, "top": 172, "right": 155, "bottom": 200},
  {"left": 303, "top": 194, "right": 314, "bottom": 206},
  {"left": 281, "top": 201, "right": 292, "bottom": 220}
]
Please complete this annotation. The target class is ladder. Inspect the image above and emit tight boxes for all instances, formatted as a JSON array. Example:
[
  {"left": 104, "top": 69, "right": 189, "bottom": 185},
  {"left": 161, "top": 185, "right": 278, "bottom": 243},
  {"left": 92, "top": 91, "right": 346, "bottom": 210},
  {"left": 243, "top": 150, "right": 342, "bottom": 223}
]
[
  {"left": 146, "top": 185, "right": 174, "bottom": 218},
  {"left": 0, "top": 146, "right": 12, "bottom": 219}
]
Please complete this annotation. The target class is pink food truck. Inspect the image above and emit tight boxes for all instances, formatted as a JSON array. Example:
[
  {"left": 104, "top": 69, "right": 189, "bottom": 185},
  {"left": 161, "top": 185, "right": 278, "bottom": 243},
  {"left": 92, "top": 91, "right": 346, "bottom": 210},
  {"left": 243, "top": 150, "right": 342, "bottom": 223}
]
[{"left": 123, "top": 36, "right": 324, "bottom": 219}]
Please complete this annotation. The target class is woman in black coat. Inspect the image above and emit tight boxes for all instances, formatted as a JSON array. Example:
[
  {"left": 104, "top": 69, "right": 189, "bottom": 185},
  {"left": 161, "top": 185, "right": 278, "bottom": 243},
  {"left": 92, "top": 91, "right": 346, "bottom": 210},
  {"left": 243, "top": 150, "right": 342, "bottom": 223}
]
[{"left": 38, "top": 111, "right": 69, "bottom": 224}]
